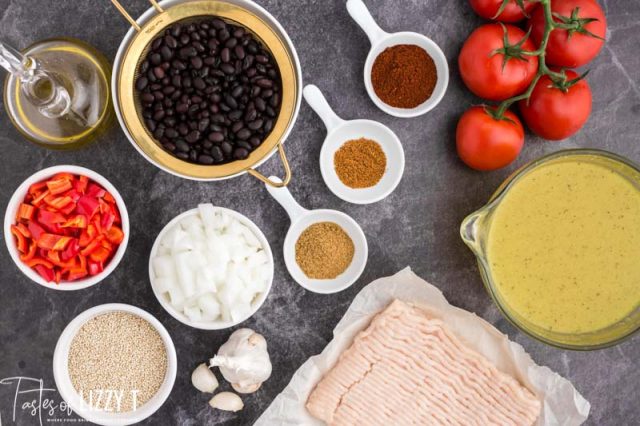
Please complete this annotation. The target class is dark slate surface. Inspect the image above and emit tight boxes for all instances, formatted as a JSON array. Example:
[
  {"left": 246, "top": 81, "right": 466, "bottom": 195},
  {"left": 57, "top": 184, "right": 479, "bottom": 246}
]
[{"left": 0, "top": 0, "right": 638, "bottom": 425}]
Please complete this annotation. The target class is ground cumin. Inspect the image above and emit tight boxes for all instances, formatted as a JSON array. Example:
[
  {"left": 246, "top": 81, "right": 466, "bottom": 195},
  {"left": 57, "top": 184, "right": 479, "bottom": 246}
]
[
  {"left": 334, "top": 138, "right": 386, "bottom": 188},
  {"left": 295, "top": 222, "right": 354, "bottom": 279},
  {"left": 371, "top": 44, "right": 437, "bottom": 109}
]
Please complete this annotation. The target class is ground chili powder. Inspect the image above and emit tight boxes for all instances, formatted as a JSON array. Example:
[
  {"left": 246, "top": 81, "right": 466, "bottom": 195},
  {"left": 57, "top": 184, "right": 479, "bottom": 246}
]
[
  {"left": 371, "top": 44, "right": 438, "bottom": 109},
  {"left": 334, "top": 138, "right": 386, "bottom": 188}
]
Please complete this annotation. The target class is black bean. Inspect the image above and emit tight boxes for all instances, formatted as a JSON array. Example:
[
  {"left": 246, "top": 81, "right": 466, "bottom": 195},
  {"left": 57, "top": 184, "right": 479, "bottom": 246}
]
[
  {"left": 220, "top": 47, "right": 231, "bottom": 63},
  {"left": 138, "top": 17, "right": 282, "bottom": 165},
  {"left": 248, "top": 119, "right": 263, "bottom": 130},
  {"left": 233, "top": 147, "right": 249, "bottom": 160},
  {"left": 221, "top": 141, "right": 233, "bottom": 155},
  {"left": 236, "top": 129, "right": 251, "bottom": 140},
  {"left": 165, "top": 35, "right": 178, "bottom": 48},
  {"left": 136, "top": 76, "right": 148, "bottom": 90},
  {"left": 191, "top": 56, "right": 203, "bottom": 69},
  {"left": 211, "top": 146, "right": 224, "bottom": 162},
  {"left": 197, "top": 154, "right": 214, "bottom": 165},
  {"left": 208, "top": 132, "right": 224, "bottom": 142},
  {"left": 176, "top": 139, "right": 190, "bottom": 152}
]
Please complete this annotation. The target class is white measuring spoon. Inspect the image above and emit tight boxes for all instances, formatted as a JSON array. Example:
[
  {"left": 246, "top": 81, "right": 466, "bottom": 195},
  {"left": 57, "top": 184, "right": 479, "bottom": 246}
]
[
  {"left": 265, "top": 177, "right": 368, "bottom": 294},
  {"left": 346, "top": 0, "right": 449, "bottom": 117},
  {"left": 303, "top": 84, "right": 404, "bottom": 204}
]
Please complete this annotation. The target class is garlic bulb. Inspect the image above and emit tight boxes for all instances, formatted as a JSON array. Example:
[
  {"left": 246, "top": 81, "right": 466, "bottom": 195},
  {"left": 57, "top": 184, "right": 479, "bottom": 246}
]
[
  {"left": 209, "top": 392, "right": 244, "bottom": 412},
  {"left": 209, "top": 328, "right": 272, "bottom": 393},
  {"left": 191, "top": 363, "right": 219, "bottom": 393}
]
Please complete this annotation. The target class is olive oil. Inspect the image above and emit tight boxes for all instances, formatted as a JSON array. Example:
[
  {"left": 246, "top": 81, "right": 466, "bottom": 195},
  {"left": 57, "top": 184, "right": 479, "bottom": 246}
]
[{"left": 2, "top": 38, "right": 113, "bottom": 149}]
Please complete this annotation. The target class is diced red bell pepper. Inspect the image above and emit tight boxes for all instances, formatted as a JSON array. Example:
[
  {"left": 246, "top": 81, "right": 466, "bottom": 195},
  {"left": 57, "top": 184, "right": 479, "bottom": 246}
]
[
  {"left": 34, "top": 264, "right": 55, "bottom": 282},
  {"left": 61, "top": 239, "right": 80, "bottom": 261},
  {"left": 19, "top": 241, "right": 37, "bottom": 262},
  {"left": 101, "top": 211, "right": 116, "bottom": 231},
  {"left": 46, "top": 178, "right": 73, "bottom": 195},
  {"left": 62, "top": 215, "right": 87, "bottom": 229},
  {"left": 17, "top": 203, "right": 35, "bottom": 221},
  {"left": 32, "top": 190, "right": 50, "bottom": 207},
  {"left": 59, "top": 201, "right": 77, "bottom": 216},
  {"left": 89, "top": 246, "right": 111, "bottom": 263},
  {"left": 10, "top": 225, "right": 28, "bottom": 253},
  {"left": 28, "top": 221, "right": 46, "bottom": 240},
  {"left": 88, "top": 259, "right": 104, "bottom": 276},
  {"left": 103, "top": 191, "right": 116, "bottom": 204},
  {"left": 86, "top": 183, "right": 106, "bottom": 199},
  {"left": 37, "top": 233, "right": 72, "bottom": 251},
  {"left": 28, "top": 181, "right": 48, "bottom": 196},
  {"left": 54, "top": 269, "right": 62, "bottom": 284},
  {"left": 74, "top": 175, "right": 89, "bottom": 194},
  {"left": 37, "top": 209, "right": 66, "bottom": 225},
  {"left": 79, "top": 224, "right": 98, "bottom": 247},
  {"left": 76, "top": 196, "right": 100, "bottom": 218},
  {"left": 44, "top": 194, "right": 73, "bottom": 210},
  {"left": 14, "top": 223, "right": 31, "bottom": 238},
  {"left": 64, "top": 189, "right": 82, "bottom": 202},
  {"left": 80, "top": 235, "right": 104, "bottom": 256},
  {"left": 67, "top": 267, "right": 88, "bottom": 281},
  {"left": 105, "top": 226, "right": 125, "bottom": 245},
  {"left": 26, "top": 257, "right": 54, "bottom": 269},
  {"left": 47, "top": 249, "right": 77, "bottom": 268},
  {"left": 52, "top": 172, "right": 75, "bottom": 181}
]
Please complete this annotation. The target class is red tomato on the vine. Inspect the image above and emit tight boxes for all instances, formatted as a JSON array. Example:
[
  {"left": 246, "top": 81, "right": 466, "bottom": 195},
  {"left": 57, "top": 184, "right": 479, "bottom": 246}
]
[
  {"left": 459, "top": 24, "right": 539, "bottom": 101},
  {"left": 529, "top": 0, "right": 606, "bottom": 68},
  {"left": 469, "top": 0, "right": 536, "bottom": 23},
  {"left": 456, "top": 106, "right": 524, "bottom": 171},
  {"left": 519, "top": 70, "right": 592, "bottom": 141}
]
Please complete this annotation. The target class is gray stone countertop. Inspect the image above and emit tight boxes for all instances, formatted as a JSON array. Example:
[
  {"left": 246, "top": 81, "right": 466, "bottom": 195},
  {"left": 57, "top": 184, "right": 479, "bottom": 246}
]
[{"left": 0, "top": 0, "right": 638, "bottom": 425}]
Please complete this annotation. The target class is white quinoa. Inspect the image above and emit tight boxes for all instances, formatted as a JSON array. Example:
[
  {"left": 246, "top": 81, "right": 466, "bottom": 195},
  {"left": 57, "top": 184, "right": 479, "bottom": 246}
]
[{"left": 68, "top": 311, "right": 168, "bottom": 412}]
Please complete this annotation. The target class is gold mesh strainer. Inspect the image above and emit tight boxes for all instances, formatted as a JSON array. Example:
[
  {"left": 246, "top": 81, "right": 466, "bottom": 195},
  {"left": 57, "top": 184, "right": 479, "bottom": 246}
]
[{"left": 110, "top": 0, "right": 300, "bottom": 186}]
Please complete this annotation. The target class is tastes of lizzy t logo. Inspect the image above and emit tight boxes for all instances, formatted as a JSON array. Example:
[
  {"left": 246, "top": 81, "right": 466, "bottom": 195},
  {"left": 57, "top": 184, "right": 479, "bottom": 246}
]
[{"left": 0, "top": 376, "right": 79, "bottom": 425}]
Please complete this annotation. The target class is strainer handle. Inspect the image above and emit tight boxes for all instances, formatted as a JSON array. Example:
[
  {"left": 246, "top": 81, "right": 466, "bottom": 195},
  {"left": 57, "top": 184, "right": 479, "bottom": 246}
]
[
  {"left": 109, "top": 0, "right": 164, "bottom": 32},
  {"left": 247, "top": 143, "right": 292, "bottom": 188}
]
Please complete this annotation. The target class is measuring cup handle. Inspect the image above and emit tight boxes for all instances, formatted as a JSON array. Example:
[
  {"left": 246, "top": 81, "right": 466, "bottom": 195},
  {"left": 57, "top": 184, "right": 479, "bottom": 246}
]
[
  {"left": 265, "top": 177, "right": 308, "bottom": 223},
  {"left": 303, "top": 85, "right": 344, "bottom": 133},
  {"left": 346, "top": 0, "right": 388, "bottom": 45}
]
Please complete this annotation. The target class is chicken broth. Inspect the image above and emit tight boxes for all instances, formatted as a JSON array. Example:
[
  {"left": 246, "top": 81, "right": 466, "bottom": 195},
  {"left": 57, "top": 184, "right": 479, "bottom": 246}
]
[{"left": 487, "top": 156, "right": 640, "bottom": 334}]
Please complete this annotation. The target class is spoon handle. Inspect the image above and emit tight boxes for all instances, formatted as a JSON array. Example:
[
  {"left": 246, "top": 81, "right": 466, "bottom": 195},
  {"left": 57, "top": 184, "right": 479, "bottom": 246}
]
[
  {"left": 346, "top": 0, "right": 388, "bottom": 45},
  {"left": 265, "top": 177, "right": 308, "bottom": 223},
  {"left": 303, "top": 85, "right": 344, "bottom": 133}
]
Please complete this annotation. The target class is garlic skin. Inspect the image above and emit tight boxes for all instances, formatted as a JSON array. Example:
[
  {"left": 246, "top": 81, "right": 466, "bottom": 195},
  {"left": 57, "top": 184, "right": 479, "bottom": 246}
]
[
  {"left": 191, "top": 363, "right": 219, "bottom": 393},
  {"left": 209, "top": 328, "right": 272, "bottom": 393},
  {"left": 209, "top": 392, "right": 244, "bottom": 412}
]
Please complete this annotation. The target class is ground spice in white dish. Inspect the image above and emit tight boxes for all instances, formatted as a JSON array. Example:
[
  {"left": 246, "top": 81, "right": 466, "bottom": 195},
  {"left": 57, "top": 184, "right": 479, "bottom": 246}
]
[
  {"left": 68, "top": 312, "right": 167, "bottom": 412},
  {"left": 295, "top": 222, "right": 355, "bottom": 279}
]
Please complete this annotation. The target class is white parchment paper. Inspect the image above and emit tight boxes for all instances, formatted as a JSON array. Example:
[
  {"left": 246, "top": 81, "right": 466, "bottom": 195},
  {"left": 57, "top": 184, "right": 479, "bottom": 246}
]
[{"left": 255, "top": 267, "right": 590, "bottom": 426}]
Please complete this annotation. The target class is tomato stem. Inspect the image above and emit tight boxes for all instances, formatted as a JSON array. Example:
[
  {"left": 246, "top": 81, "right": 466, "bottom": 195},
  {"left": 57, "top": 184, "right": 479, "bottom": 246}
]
[{"left": 495, "top": 0, "right": 567, "bottom": 118}]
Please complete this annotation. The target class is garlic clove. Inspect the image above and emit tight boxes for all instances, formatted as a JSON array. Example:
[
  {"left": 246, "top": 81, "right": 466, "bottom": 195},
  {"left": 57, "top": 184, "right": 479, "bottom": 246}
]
[
  {"left": 232, "top": 381, "right": 262, "bottom": 394},
  {"left": 191, "top": 363, "right": 219, "bottom": 393},
  {"left": 209, "top": 392, "right": 244, "bottom": 412}
]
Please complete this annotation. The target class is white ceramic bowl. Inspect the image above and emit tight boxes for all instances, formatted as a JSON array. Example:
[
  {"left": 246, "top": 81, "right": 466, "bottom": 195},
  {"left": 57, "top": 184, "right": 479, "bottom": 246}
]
[
  {"left": 347, "top": 0, "right": 449, "bottom": 118},
  {"left": 149, "top": 207, "right": 274, "bottom": 330},
  {"left": 53, "top": 303, "right": 177, "bottom": 426},
  {"left": 265, "top": 178, "right": 368, "bottom": 294},
  {"left": 303, "top": 85, "right": 404, "bottom": 204},
  {"left": 4, "top": 165, "right": 130, "bottom": 290}
]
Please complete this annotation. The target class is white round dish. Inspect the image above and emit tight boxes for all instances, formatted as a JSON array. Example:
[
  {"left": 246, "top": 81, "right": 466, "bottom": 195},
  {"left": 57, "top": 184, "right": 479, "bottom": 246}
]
[
  {"left": 52, "top": 303, "right": 177, "bottom": 426},
  {"left": 346, "top": 0, "right": 449, "bottom": 118},
  {"left": 4, "top": 165, "right": 130, "bottom": 291},
  {"left": 265, "top": 177, "right": 368, "bottom": 294},
  {"left": 149, "top": 206, "right": 274, "bottom": 330},
  {"left": 303, "top": 85, "right": 404, "bottom": 204}
]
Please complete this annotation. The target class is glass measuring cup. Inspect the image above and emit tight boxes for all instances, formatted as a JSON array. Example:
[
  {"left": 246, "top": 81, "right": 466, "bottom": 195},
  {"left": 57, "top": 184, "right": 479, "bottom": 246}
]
[
  {"left": 265, "top": 177, "right": 368, "bottom": 294},
  {"left": 303, "top": 84, "right": 404, "bottom": 204},
  {"left": 460, "top": 149, "right": 640, "bottom": 350},
  {"left": 346, "top": 0, "right": 449, "bottom": 117}
]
